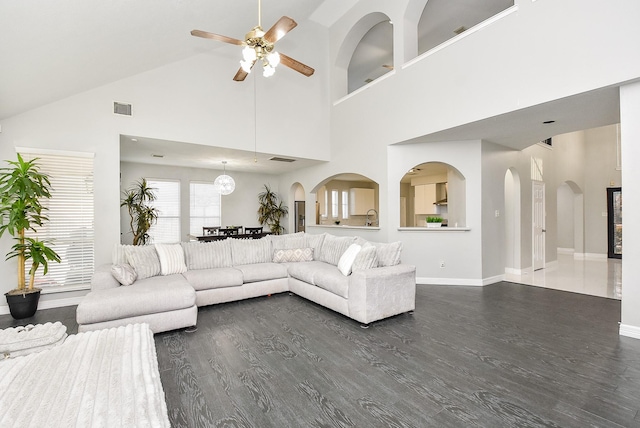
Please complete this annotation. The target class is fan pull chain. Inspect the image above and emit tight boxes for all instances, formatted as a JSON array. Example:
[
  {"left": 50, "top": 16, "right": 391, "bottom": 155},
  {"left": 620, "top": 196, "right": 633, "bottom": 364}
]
[{"left": 254, "top": 75, "right": 258, "bottom": 163}]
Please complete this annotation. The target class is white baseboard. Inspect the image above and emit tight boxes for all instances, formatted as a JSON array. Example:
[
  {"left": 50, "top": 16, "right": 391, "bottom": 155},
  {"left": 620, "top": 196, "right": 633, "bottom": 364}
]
[
  {"left": 417, "top": 274, "right": 504, "bottom": 287},
  {"left": 574, "top": 253, "right": 607, "bottom": 260},
  {"left": 619, "top": 324, "right": 640, "bottom": 340},
  {"left": 557, "top": 248, "right": 575, "bottom": 254},
  {"left": 0, "top": 295, "right": 83, "bottom": 316},
  {"left": 505, "top": 266, "right": 533, "bottom": 276}
]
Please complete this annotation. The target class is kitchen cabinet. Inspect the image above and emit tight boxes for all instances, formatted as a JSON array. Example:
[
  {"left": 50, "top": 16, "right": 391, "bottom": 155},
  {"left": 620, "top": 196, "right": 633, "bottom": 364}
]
[
  {"left": 349, "top": 188, "right": 374, "bottom": 215},
  {"left": 414, "top": 184, "right": 436, "bottom": 214}
]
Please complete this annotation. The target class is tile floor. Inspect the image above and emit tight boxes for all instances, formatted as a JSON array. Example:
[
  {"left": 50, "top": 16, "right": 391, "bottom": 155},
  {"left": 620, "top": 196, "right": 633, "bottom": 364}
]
[{"left": 505, "top": 253, "right": 622, "bottom": 300}]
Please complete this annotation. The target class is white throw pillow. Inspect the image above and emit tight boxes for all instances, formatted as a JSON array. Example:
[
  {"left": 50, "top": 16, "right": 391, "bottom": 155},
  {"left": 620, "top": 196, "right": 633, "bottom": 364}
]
[
  {"left": 155, "top": 243, "right": 187, "bottom": 275},
  {"left": 337, "top": 243, "right": 362, "bottom": 276},
  {"left": 111, "top": 264, "right": 137, "bottom": 285}
]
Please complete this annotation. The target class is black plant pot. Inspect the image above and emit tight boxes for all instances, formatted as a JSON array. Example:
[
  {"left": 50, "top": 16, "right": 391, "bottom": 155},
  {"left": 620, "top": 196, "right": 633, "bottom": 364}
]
[{"left": 5, "top": 290, "right": 41, "bottom": 319}]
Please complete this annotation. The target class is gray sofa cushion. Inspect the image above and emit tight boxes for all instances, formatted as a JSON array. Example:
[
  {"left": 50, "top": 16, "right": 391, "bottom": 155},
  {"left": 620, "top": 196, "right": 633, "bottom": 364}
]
[
  {"left": 370, "top": 241, "right": 402, "bottom": 267},
  {"left": 230, "top": 237, "right": 271, "bottom": 265},
  {"left": 235, "top": 263, "right": 288, "bottom": 283},
  {"left": 287, "top": 261, "right": 320, "bottom": 284},
  {"left": 303, "top": 233, "right": 326, "bottom": 260},
  {"left": 182, "top": 268, "right": 243, "bottom": 291},
  {"left": 77, "top": 274, "right": 195, "bottom": 324},
  {"left": 182, "top": 240, "right": 232, "bottom": 270},
  {"left": 268, "top": 232, "right": 306, "bottom": 250},
  {"left": 318, "top": 234, "right": 356, "bottom": 266},
  {"left": 352, "top": 244, "right": 378, "bottom": 271},
  {"left": 311, "top": 263, "right": 350, "bottom": 299}
]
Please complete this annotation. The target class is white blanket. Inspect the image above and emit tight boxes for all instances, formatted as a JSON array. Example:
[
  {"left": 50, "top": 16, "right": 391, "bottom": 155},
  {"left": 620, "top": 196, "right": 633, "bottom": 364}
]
[{"left": 0, "top": 323, "right": 170, "bottom": 427}]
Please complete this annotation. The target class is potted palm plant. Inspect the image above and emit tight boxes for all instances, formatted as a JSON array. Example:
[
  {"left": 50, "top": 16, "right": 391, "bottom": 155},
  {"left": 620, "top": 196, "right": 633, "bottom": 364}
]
[
  {"left": 0, "top": 153, "right": 61, "bottom": 319},
  {"left": 257, "top": 184, "right": 289, "bottom": 235},
  {"left": 121, "top": 178, "right": 159, "bottom": 245}
]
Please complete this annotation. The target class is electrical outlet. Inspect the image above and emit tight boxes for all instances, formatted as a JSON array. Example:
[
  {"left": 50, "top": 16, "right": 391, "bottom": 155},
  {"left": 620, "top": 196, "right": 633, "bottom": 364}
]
[
  {"left": 495, "top": 210, "right": 500, "bottom": 217},
  {"left": 439, "top": 261, "right": 445, "bottom": 268}
]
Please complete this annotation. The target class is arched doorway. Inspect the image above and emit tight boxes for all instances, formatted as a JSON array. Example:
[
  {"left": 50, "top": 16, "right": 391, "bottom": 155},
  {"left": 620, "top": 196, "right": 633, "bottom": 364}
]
[{"left": 290, "top": 183, "right": 305, "bottom": 233}]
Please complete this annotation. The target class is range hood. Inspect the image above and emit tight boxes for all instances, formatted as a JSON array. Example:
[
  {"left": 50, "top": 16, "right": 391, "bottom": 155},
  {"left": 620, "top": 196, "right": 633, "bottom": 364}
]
[{"left": 434, "top": 198, "right": 448, "bottom": 206}]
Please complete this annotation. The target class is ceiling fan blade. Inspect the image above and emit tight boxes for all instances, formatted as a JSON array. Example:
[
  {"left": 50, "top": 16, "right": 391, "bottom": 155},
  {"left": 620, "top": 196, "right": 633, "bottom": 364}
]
[
  {"left": 191, "top": 29, "right": 244, "bottom": 46},
  {"left": 279, "top": 53, "right": 315, "bottom": 77},
  {"left": 264, "top": 16, "right": 297, "bottom": 43},
  {"left": 233, "top": 60, "right": 256, "bottom": 81}
]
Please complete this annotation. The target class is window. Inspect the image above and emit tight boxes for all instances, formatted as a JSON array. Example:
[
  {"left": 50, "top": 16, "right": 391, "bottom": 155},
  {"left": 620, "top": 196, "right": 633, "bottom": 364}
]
[
  {"left": 147, "top": 179, "right": 180, "bottom": 243},
  {"left": 331, "top": 190, "right": 339, "bottom": 218},
  {"left": 190, "top": 181, "right": 221, "bottom": 235},
  {"left": 19, "top": 149, "right": 94, "bottom": 289},
  {"left": 342, "top": 190, "right": 349, "bottom": 219}
]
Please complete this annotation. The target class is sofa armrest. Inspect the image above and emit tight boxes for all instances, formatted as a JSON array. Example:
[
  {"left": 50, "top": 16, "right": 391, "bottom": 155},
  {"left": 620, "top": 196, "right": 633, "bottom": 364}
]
[
  {"left": 91, "top": 264, "right": 120, "bottom": 291},
  {"left": 347, "top": 264, "right": 416, "bottom": 324}
]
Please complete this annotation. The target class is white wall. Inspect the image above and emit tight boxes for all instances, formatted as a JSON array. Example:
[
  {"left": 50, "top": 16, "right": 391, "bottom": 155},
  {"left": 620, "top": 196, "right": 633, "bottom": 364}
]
[{"left": 620, "top": 81, "right": 640, "bottom": 339}]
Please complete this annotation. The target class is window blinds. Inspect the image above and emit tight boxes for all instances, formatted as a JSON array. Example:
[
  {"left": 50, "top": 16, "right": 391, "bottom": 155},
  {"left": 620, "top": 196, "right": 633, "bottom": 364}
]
[
  {"left": 19, "top": 150, "right": 95, "bottom": 289},
  {"left": 189, "top": 182, "right": 221, "bottom": 236},
  {"left": 147, "top": 179, "right": 180, "bottom": 243}
]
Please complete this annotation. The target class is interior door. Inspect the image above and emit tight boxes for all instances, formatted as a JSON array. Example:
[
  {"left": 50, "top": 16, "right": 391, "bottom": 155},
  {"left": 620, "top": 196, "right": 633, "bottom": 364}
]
[
  {"left": 607, "top": 187, "right": 622, "bottom": 259},
  {"left": 532, "top": 181, "right": 545, "bottom": 271}
]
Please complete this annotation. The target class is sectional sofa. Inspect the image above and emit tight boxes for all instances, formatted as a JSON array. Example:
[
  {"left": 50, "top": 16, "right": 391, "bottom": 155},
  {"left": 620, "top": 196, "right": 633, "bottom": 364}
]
[{"left": 76, "top": 232, "right": 416, "bottom": 333}]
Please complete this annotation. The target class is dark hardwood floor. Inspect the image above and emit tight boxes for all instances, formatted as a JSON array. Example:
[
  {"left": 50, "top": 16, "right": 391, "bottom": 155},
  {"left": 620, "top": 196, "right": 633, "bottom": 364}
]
[{"left": 2, "top": 283, "right": 640, "bottom": 427}]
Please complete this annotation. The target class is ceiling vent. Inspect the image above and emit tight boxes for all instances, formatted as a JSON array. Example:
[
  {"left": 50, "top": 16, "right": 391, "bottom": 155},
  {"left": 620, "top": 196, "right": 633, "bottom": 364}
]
[
  {"left": 453, "top": 26, "right": 466, "bottom": 35},
  {"left": 113, "top": 102, "right": 132, "bottom": 116},
  {"left": 269, "top": 156, "right": 296, "bottom": 163}
]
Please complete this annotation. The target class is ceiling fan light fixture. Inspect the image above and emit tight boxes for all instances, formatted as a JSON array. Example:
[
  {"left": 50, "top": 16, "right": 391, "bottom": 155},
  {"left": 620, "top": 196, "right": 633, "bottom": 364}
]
[
  {"left": 240, "top": 59, "right": 253, "bottom": 73},
  {"left": 263, "top": 64, "right": 276, "bottom": 77},
  {"left": 242, "top": 45, "right": 257, "bottom": 62},
  {"left": 267, "top": 51, "right": 280, "bottom": 67}
]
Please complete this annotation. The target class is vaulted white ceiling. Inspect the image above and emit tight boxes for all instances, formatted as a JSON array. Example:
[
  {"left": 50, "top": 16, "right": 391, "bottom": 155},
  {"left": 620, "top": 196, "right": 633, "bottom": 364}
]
[{"left": 0, "top": 0, "right": 339, "bottom": 121}]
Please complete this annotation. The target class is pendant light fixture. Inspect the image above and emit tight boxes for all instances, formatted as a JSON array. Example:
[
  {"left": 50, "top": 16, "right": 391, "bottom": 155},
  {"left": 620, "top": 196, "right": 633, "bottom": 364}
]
[{"left": 214, "top": 161, "right": 235, "bottom": 195}]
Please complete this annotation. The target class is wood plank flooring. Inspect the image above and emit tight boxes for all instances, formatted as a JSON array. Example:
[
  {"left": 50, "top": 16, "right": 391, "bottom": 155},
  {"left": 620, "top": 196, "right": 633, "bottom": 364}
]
[{"left": 2, "top": 282, "right": 640, "bottom": 427}]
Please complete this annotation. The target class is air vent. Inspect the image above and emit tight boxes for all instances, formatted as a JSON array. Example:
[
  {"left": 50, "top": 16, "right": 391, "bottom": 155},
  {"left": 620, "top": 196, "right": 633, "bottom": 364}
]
[
  {"left": 364, "top": 78, "right": 374, "bottom": 84},
  {"left": 269, "top": 156, "right": 296, "bottom": 163},
  {"left": 152, "top": 154, "right": 164, "bottom": 158},
  {"left": 454, "top": 26, "right": 466, "bottom": 35},
  {"left": 113, "top": 102, "right": 132, "bottom": 116}
]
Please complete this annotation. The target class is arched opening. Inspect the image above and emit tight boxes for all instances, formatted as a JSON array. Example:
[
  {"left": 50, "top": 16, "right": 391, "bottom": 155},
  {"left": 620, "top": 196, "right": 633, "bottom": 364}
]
[
  {"left": 557, "top": 181, "right": 584, "bottom": 256},
  {"left": 290, "top": 182, "right": 306, "bottom": 233},
  {"left": 312, "top": 174, "right": 379, "bottom": 226},
  {"left": 504, "top": 168, "right": 521, "bottom": 273},
  {"left": 400, "top": 162, "right": 465, "bottom": 227},
  {"left": 417, "top": 0, "right": 515, "bottom": 55},
  {"left": 348, "top": 20, "right": 394, "bottom": 93},
  {"left": 334, "top": 12, "right": 392, "bottom": 98}
]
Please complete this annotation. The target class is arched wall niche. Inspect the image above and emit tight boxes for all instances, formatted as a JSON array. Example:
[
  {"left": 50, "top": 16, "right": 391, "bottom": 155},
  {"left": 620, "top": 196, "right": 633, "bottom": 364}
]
[
  {"left": 417, "top": 0, "right": 515, "bottom": 55},
  {"left": 312, "top": 173, "right": 379, "bottom": 226},
  {"left": 399, "top": 161, "right": 466, "bottom": 227},
  {"left": 347, "top": 20, "right": 394, "bottom": 93},
  {"left": 335, "top": 12, "right": 392, "bottom": 96}
]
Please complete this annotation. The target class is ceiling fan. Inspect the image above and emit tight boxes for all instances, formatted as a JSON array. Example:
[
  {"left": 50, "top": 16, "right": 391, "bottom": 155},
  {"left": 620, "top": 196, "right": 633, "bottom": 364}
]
[{"left": 191, "top": 0, "right": 315, "bottom": 81}]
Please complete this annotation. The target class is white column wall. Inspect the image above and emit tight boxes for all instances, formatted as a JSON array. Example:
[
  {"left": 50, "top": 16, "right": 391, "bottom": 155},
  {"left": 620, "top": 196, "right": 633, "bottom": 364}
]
[{"left": 620, "top": 81, "right": 640, "bottom": 339}]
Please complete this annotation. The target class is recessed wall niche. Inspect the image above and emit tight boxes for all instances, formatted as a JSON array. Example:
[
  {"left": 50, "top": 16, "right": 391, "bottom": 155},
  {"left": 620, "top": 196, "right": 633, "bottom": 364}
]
[{"left": 400, "top": 162, "right": 466, "bottom": 227}]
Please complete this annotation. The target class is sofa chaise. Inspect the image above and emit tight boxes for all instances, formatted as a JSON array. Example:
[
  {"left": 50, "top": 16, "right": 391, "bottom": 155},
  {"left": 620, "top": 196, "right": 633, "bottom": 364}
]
[{"left": 76, "top": 232, "right": 416, "bottom": 333}]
